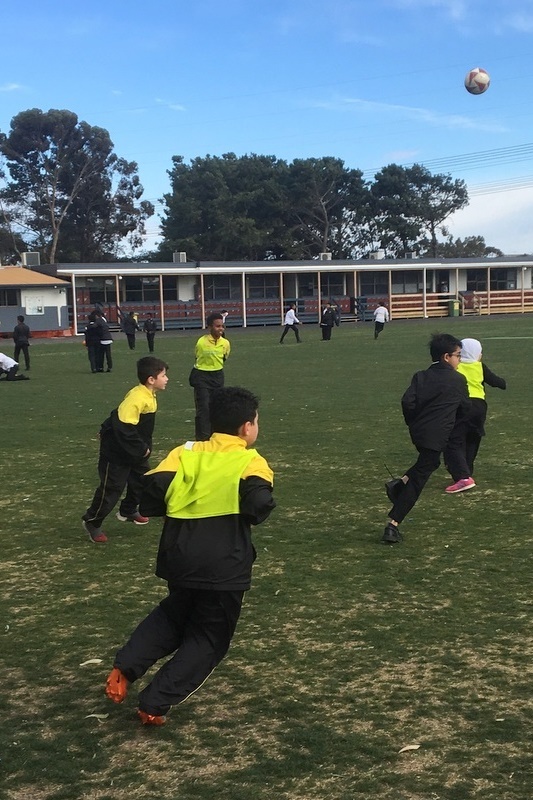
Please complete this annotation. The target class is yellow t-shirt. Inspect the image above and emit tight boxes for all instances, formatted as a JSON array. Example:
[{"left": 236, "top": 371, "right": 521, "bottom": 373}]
[{"left": 194, "top": 334, "right": 230, "bottom": 372}]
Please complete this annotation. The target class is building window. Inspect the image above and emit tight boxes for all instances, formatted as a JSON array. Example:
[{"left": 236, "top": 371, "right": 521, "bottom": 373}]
[
  {"left": 320, "top": 272, "right": 345, "bottom": 297},
  {"left": 359, "top": 271, "right": 388, "bottom": 296},
  {"left": 247, "top": 274, "right": 280, "bottom": 299},
  {"left": 390, "top": 270, "right": 430, "bottom": 294},
  {"left": 83, "top": 278, "right": 116, "bottom": 304},
  {"left": 0, "top": 288, "right": 18, "bottom": 305},
  {"left": 162, "top": 276, "right": 178, "bottom": 301},
  {"left": 124, "top": 276, "right": 160, "bottom": 302},
  {"left": 204, "top": 275, "right": 242, "bottom": 300},
  {"left": 466, "top": 270, "right": 487, "bottom": 292},
  {"left": 490, "top": 268, "right": 516, "bottom": 290},
  {"left": 298, "top": 273, "right": 318, "bottom": 297}
]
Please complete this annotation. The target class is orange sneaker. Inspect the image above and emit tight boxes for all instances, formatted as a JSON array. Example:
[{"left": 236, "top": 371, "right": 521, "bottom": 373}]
[
  {"left": 137, "top": 709, "right": 166, "bottom": 726},
  {"left": 105, "top": 667, "right": 129, "bottom": 704}
]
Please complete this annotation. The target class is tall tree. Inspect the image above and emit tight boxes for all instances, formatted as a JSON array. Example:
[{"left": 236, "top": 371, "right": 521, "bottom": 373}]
[
  {"left": 0, "top": 108, "right": 153, "bottom": 263},
  {"left": 159, "top": 153, "right": 291, "bottom": 261},
  {"left": 435, "top": 233, "right": 503, "bottom": 258},
  {"left": 371, "top": 164, "right": 468, "bottom": 257},
  {"left": 285, "top": 157, "right": 369, "bottom": 258}
]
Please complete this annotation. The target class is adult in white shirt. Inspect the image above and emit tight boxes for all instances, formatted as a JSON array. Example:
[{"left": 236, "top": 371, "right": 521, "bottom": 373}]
[
  {"left": 373, "top": 304, "right": 389, "bottom": 340},
  {"left": 280, "top": 303, "right": 302, "bottom": 344}
]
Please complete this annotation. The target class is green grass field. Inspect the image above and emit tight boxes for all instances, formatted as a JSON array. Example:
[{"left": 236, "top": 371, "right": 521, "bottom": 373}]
[{"left": 2, "top": 316, "right": 533, "bottom": 800}]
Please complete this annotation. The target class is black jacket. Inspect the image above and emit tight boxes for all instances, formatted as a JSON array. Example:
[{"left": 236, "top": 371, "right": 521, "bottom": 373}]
[
  {"left": 139, "top": 446, "right": 275, "bottom": 592},
  {"left": 13, "top": 322, "right": 30, "bottom": 345},
  {"left": 401, "top": 361, "right": 470, "bottom": 451}
]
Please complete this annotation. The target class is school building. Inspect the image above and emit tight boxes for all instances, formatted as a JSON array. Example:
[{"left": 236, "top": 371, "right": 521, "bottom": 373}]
[
  {"left": 56, "top": 254, "right": 533, "bottom": 335},
  {"left": 2, "top": 255, "right": 532, "bottom": 336}
]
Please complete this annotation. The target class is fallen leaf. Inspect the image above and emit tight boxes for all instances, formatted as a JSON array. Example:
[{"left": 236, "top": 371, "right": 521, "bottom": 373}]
[
  {"left": 84, "top": 714, "right": 109, "bottom": 722},
  {"left": 399, "top": 744, "right": 421, "bottom": 753},
  {"left": 79, "top": 658, "right": 103, "bottom": 667}
]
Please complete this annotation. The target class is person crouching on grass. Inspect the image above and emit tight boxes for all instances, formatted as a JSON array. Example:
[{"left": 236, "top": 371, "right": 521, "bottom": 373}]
[
  {"left": 382, "top": 333, "right": 470, "bottom": 545},
  {"left": 81, "top": 356, "right": 169, "bottom": 543},
  {"left": 105, "top": 386, "right": 276, "bottom": 726}
]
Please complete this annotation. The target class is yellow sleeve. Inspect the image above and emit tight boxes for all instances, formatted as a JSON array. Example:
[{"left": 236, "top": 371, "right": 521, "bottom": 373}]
[{"left": 242, "top": 454, "right": 274, "bottom": 484}]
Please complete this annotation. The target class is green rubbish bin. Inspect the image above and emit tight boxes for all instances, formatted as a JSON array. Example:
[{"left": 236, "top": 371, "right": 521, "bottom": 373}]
[{"left": 448, "top": 299, "right": 460, "bottom": 317}]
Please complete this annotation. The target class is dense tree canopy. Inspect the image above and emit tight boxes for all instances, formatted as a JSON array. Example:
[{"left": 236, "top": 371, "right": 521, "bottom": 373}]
[
  {"left": 159, "top": 156, "right": 479, "bottom": 261},
  {"left": 0, "top": 108, "right": 154, "bottom": 263}
]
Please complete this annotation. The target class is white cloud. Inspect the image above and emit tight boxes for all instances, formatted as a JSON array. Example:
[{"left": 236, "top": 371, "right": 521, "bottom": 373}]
[
  {"left": 155, "top": 98, "right": 186, "bottom": 112},
  {"left": 0, "top": 83, "right": 24, "bottom": 92},
  {"left": 392, "top": 0, "right": 467, "bottom": 21},
  {"left": 313, "top": 95, "right": 508, "bottom": 134},
  {"left": 447, "top": 186, "right": 533, "bottom": 254}
]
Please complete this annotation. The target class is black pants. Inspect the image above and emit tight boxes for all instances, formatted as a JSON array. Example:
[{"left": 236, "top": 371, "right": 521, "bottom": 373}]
[
  {"left": 96, "top": 344, "right": 113, "bottom": 371},
  {"left": 87, "top": 344, "right": 98, "bottom": 373},
  {"left": 83, "top": 455, "right": 148, "bottom": 528},
  {"left": 189, "top": 368, "right": 224, "bottom": 440},
  {"left": 126, "top": 333, "right": 136, "bottom": 350},
  {"left": 14, "top": 343, "right": 30, "bottom": 369},
  {"left": 114, "top": 587, "right": 244, "bottom": 716},
  {"left": 389, "top": 447, "right": 441, "bottom": 524},
  {"left": 321, "top": 325, "right": 332, "bottom": 340},
  {"left": 374, "top": 322, "right": 385, "bottom": 339},
  {"left": 280, "top": 324, "right": 301, "bottom": 343},
  {"left": 146, "top": 332, "right": 155, "bottom": 352},
  {"left": 444, "top": 401, "right": 487, "bottom": 480}
]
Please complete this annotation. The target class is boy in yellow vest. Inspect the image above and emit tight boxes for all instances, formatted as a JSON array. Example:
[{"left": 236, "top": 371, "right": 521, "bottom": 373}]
[{"left": 105, "top": 386, "right": 276, "bottom": 725}]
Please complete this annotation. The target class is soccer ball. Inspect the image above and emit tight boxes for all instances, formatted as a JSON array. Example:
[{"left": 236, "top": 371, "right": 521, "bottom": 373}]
[{"left": 464, "top": 67, "right": 490, "bottom": 95}]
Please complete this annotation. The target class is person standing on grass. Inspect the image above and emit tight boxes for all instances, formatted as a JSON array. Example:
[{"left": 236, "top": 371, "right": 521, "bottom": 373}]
[
  {"left": 280, "top": 303, "right": 301, "bottom": 344},
  {"left": 104, "top": 386, "right": 276, "bottom": 726},
  {"left": 81, "top": 356, "right": 169, "bottom": 543},
  {"left": 320, "top": 301, "right": 336, "bottom": 340},
  {"left": 382, "top": 333, "right": 470, "bottom": 545},
  {"left": 84, "top": 312, "right": 101, "bottom": 373},
  {"left": 13, "top": 315, "right": 31, "bottom": 371},
  {"left": 143, "top": 313, "right": 158, "bottom": 353},
  {"left": 123, "top": 311, "right": 140, "bottom": 350},
  {"left": 373, "top": 303, "right": 389, "bottom": 339},
  {"left": 188, "top": 312, "right": 230, "bottom": 441},
  {"left": 94, "top": 310, "right": 113, "bottom": 373},
  {"left": 443, "top": 337, "right": 506, "bottom": 493}
]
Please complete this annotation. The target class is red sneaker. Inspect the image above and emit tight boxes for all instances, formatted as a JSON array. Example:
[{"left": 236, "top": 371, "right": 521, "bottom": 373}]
[
  {"left": 138, "top": 709, "right": 166, "bottom": 726},
  {"left": 115, "top": 511, "right": 150, "bottom": 525},
  {"left": 445, "top": 477, "right": 476, "bottom": 494},
  {"left": 105, "top": 667, "right": 129, "bottom": 703}
]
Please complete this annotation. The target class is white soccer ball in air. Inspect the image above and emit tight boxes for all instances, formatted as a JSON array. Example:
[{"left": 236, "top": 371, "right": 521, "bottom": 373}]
[{"left": 464, "top": 67, "right": 490, "bottom": 95}]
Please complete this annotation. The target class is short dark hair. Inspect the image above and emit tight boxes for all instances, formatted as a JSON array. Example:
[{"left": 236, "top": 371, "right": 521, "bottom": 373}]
[
  {"left": 429, "top": 333, "right": 462, "bottom": 361},
  {"left": 137, "top": 356, "right": 168, "bottom": 384},
  {"left": 17, "top": 315, "right": 24, "bottom": 322},
  {"left": 209, "top": 386, "right": 259, "bottom": 435},
  {"left": 206, "top": 312, "right": 223, "bottom": 327}
]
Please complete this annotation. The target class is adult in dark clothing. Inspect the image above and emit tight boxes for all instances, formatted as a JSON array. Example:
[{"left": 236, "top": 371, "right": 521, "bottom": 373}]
[
  {"left": 13, "top": 315, "right": 31, "bottom": 370},
  {"left": 320, "top": 302, "right": 335, "bottom": 340},
  {"left": 84, "top": 312, "right": 101, "bottom": 373},
  {"left": 143, "top": 314, "right": 157, "bottom": 352},
  {"left": 382, "top": 333, "right": 470, "bottom": 544},
  {"left": 123, "top": 311, "right": 140, "bottom": 350},
  {"left": 104, "top": 387, "right": 276, "bottom": 726},
  {"left": 94, "top": 311, "right": 113, "bottom": 372}
]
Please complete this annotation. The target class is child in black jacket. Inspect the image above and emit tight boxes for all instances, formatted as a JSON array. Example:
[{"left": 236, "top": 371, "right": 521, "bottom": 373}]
[{"left": 383, "top": 333, "right": 470, "bottom": 544}]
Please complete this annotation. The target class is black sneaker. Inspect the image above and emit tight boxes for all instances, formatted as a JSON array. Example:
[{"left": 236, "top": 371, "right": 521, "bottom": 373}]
[
  {"left": 385, "top": 478, "right": 404, "bottom": 504},
  {"left": 382, "top": 523, "right": 402, "bottom": 544}
]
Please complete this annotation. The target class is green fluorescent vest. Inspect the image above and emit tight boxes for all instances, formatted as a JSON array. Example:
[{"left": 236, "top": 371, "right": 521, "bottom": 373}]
[
  {"left": 164, "top": 448, "right": 259, "bottom": 519},
  {"left": 458, "top": 361, "right": 485, "bottom": 400}
]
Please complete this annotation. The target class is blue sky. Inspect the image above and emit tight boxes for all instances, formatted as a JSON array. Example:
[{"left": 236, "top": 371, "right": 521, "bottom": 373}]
[{"left": 2, "top": 0, "right": 533, "bottom": 254}]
